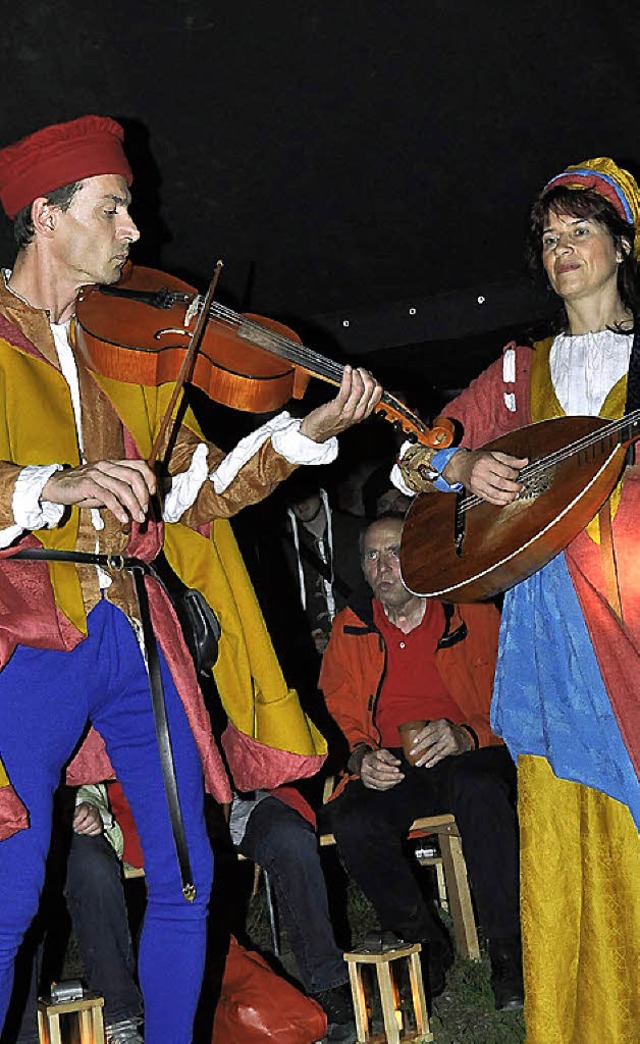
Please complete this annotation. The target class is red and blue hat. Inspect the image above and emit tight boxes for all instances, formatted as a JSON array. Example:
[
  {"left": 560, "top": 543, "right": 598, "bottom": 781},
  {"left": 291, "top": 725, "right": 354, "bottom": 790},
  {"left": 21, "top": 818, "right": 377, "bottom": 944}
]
[{"left": 542, "top": 157, "right": 640, "bottom": 254}]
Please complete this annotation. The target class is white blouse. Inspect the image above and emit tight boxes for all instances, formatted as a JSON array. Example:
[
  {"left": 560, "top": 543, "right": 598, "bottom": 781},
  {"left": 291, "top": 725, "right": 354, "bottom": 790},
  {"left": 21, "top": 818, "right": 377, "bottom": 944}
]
[{"left": 549, "top": 330, "right": 632, "bottom": 417}]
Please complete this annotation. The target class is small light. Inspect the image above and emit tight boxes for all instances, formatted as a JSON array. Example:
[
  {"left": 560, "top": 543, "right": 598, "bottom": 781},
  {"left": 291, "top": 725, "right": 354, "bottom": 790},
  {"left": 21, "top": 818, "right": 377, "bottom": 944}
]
[
  {"left": 342, "top": 319, "right": 350, "bottom": 327},
  {"left": 477, "top": 295, "right": 486, "bottom": 305},
  {"left": 408, "top": 307, "right": 417, "bottom": 315}
]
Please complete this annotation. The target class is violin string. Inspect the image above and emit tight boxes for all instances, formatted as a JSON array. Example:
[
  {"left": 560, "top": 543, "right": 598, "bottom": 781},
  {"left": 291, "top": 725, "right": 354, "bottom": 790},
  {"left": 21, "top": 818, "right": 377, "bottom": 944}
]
[
  {"left": 175, "top": 291, "right": 640, "bottom": 462},
  {"left": 204, "top": 300, "right": 343, "bottom": 379},
  {"left": 189, "top": 296, "right": 426, "bottom": 432}
]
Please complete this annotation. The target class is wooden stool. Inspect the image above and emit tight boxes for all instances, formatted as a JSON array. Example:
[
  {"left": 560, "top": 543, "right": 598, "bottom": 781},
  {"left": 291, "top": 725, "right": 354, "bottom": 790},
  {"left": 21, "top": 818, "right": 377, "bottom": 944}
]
[
  {"left": 320, "top": 812, "right": 480, "bottom": 962},
  {"left": 343, "top": 943, "right": 432, "bottom": 1043},
  {"left": 408, "top": 815, "right": 480, "bottom": 961},
  {"left": 413, "top": 837, "right": 448, "bottom": 910},
  {"left": 37, "top": 992, "right": 105, "bottom": 1044}
]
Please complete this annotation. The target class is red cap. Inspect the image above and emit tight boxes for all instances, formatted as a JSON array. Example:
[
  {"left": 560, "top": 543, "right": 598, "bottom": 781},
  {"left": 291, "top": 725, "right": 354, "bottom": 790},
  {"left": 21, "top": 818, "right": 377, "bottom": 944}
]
[{"left": 0, "top": 115, "right": 133, "bottom": 219}]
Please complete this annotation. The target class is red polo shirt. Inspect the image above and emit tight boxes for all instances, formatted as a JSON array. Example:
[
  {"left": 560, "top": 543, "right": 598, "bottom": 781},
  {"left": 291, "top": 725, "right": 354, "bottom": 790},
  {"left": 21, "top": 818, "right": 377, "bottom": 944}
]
[{"left": 372, "top": 599, "right": 465, "bottom": 748}]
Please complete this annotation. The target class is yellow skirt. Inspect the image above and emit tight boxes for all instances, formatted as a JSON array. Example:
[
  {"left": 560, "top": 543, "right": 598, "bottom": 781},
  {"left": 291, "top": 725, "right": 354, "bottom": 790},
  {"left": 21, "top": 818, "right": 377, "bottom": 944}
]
[{"left": 519, "top": 755, "right": 640, "bottom": 1043}]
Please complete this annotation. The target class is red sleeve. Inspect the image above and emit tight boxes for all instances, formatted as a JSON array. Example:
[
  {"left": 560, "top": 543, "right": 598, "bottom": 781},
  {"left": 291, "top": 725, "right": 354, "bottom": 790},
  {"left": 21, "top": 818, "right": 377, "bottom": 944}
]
[
  {"left": 106, "top": 780, "right": 145, "bottom": 869},
  {"left": 438, "top": 343, "right": 533, "bottom": 448}
]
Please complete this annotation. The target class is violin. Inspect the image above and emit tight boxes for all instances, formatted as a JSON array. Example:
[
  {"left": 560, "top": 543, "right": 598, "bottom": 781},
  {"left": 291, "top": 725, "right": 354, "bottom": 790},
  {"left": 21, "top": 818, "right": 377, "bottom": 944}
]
[{"left": 76, "top": 264, "right": 453, "bottom": 450}]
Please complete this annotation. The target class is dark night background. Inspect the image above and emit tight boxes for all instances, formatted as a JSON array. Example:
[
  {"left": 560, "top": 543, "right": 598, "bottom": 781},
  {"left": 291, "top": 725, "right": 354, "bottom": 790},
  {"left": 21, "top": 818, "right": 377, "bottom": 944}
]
[{"left": 2, "top": 1, "right": 639, "bottom": 413}]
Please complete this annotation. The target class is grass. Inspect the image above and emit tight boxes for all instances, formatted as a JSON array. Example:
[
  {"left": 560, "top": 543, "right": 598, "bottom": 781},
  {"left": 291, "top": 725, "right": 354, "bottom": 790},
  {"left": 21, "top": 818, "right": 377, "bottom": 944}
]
[
  {"left": 59, "top": 846, "right": 525, "bottom": 1043},
  {"left": 244, "top": 857, "right": 525, "bottom": 1044}
]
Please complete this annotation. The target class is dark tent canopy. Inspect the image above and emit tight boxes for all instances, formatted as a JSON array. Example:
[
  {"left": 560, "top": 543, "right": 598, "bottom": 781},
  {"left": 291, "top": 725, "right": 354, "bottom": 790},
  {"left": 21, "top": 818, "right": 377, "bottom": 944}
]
[{"left": 2, "top": 1, "right": 638, "bottom": 400}]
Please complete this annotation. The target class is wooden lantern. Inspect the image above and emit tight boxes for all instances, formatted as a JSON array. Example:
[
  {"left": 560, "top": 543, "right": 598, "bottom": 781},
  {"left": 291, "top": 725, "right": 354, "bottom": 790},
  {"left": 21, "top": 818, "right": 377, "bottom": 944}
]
[
  {"left": 37, "top": 991, "right": 105, "bottom": 1044},
  {"left": 343, "top": 942, "right": 432, "bottom": 1043}
]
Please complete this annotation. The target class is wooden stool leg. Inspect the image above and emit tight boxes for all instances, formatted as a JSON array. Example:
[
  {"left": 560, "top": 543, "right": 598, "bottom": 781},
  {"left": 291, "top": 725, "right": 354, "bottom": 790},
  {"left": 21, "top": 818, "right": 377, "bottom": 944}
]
[
  {"left": 37, "top": 1009, "right": 49, "bottom": 1044},
  {"left": 375, "top": 963, "right": 400, "bottom": 1044},
  {"left": 347, "top": 962, "right": 369, "bottom": 1042},
  {"left": 435, "top": 859, "right": 448, "bottom": 909},
  {"left": 439, "top": 832, "right": 480, "bottom": 961},
  {"left": 251, "top": 861, "right": 262, "bottom": 898},
  {"left": 93, "top": 1006, "right": 105, "bottom": 1038},
  {"left": 78, "top": 1008, "right": 94, "bottom": 1043},
  {"left": 262, "top": 869, "right": 281, "bottom": 958},
  {"left": 408, "top": 950, "right": 433, "bottom": 1041},
  {"left": 47, "top": 1012, "right": 63, "bottom": 1044}
]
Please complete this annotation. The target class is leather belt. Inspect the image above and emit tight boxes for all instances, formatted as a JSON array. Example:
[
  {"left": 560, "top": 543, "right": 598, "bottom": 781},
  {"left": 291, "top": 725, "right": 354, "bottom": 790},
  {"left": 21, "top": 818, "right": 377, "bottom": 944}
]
[{"left": 9, "top": 547, "right": 196, "bottom": 902}]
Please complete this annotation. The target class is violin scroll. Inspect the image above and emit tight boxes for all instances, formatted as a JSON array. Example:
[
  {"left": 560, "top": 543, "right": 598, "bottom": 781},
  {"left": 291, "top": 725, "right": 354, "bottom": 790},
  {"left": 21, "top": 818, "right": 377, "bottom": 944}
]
[{"left": 374, "top": 398, "right": 455, "bottom": 449}]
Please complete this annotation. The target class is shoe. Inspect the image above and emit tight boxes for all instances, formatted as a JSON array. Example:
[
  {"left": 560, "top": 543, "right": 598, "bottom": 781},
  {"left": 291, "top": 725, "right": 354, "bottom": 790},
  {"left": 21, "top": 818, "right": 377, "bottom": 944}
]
[
  {"left": 313, "top": 983, "right": 357, "bottom": 1043},
  {"left": 489, "top": 936, "right": 524, "bottom": 1011},
  {"left": 362, "top": 928, "right": 408, "bottom": 953},
  {"left": 105, "top": 1017, "right": 144, "bottom": 1043}
]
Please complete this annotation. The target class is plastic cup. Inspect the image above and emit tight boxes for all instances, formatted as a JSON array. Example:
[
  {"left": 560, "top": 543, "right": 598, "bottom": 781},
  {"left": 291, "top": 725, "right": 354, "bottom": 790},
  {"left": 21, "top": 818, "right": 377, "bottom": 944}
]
[{"left": 397, "top": 719, "right": 428, "bottom": 766}]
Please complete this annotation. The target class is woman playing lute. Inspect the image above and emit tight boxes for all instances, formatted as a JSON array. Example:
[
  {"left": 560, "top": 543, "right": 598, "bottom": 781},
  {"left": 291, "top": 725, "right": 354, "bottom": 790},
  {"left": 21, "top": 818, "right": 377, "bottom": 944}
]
[{"left": 395, "top": 157, "right": 640, "bottom": 1043}]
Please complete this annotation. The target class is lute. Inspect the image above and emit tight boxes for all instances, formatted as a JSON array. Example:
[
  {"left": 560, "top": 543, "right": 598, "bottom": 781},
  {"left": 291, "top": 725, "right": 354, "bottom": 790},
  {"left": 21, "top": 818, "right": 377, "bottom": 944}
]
[{"left": 400, "top": 410, "right": 640, "bottom": 602}]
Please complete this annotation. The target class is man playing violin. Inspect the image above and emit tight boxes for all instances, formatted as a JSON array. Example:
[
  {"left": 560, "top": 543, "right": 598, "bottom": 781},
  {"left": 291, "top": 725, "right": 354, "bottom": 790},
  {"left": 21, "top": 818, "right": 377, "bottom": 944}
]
[
  {"left": 0, "top": 114, "right": 381, "bottom": 1044},
  {"left": 394, "top": 158, "right": 640, "bottom": 1043}
]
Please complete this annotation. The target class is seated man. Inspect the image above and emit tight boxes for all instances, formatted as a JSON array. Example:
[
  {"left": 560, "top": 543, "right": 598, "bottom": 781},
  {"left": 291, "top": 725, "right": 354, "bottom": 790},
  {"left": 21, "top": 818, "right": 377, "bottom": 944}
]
[
  {"left": 230, "top": 786, "right": 356, "bottom": 1044},
  {"left": 319, "top": 514, "right": 523, "bottom": 1010},
  {"left": 7, "top": 784, "right": 141, "bottom": 1044}
]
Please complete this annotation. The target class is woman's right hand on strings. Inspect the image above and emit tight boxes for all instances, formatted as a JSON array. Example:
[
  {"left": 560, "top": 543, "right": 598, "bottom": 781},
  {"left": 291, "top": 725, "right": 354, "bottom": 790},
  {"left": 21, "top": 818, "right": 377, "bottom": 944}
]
[
  {"left": 444, "top": 448, "right": 528, "bottom": 505},
  {"left": 42, "top": 459, "right": 156, "bottom": 525}
]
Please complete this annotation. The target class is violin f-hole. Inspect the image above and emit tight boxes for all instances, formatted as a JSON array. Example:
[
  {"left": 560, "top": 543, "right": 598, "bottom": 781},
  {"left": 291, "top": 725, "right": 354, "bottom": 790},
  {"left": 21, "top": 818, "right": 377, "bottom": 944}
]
[{"left": 154, "top": 327, "right": 191, "bottom": 341}]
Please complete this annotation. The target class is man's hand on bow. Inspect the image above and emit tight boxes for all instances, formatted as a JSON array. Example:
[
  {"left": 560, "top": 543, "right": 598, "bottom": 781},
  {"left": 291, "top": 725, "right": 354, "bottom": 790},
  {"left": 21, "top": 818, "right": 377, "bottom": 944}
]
[{"left": 42, "top": 459, "right": 157, "bottom": 525}]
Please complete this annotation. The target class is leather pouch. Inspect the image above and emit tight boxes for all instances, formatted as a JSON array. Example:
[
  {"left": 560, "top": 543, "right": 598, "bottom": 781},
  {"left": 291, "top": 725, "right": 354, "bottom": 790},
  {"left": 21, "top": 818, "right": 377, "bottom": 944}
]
[{"left": 172, "top": 586, "right": 221, "bottom": 676}]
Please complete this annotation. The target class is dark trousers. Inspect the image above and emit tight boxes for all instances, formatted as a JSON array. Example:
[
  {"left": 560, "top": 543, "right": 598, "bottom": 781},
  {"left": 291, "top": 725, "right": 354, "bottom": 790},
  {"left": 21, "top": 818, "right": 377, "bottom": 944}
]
[
  {"left": 12, "top": 833, "right": 141, "bottom": 1044},
  {"left": 64, "top": 834, "right": 141, "bottom": 1023},
  {"left": 238, "top": 798, "right": 347, "bottom": 995},
  {"left": 326, "top": 745, "right": 520, "bottom": 942}
]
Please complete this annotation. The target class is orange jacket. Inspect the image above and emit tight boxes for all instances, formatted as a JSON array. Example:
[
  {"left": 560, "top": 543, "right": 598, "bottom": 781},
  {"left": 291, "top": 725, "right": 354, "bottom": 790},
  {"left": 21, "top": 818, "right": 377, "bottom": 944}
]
[{"left": 320, "top": 593, "right": 502, "bottom": 785}]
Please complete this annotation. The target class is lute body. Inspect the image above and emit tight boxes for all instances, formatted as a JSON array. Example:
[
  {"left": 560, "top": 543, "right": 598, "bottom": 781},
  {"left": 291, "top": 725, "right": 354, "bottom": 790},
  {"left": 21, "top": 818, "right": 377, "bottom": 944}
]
[{"left": 400, "top": 412, "right": 640, "bottom": 602}]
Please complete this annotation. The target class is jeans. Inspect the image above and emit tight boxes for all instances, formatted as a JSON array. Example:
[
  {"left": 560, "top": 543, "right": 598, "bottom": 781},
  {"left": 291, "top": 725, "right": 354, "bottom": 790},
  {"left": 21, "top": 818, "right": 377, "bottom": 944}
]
[
  {"left": 11, "top": 832, "right": 142, "bottom": 1044},
  {"left": 0, "top": 601, "right": 213, "bottom": 1044},
  {"left": 65, "top": 834, "right": 142, "bottom": 1023},
  {"left": 326, "top": 745, "right": 520, "bottom": 942},
  {"left": 238, "top": 798, "right": 347, "bottom": 995}
]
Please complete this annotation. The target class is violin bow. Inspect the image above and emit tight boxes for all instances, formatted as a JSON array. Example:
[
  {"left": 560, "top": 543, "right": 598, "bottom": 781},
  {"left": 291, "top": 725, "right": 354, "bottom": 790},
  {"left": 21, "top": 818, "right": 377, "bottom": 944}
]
[{"left": 147, "top": 260, "right": 224, "bottom": 470}]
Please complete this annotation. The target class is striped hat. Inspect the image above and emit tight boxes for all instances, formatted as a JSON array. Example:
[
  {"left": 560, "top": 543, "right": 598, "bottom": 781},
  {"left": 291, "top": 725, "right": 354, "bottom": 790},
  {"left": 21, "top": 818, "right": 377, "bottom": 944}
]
[{"left": 542, "top": 157, "right": 640, "bottom": 251}]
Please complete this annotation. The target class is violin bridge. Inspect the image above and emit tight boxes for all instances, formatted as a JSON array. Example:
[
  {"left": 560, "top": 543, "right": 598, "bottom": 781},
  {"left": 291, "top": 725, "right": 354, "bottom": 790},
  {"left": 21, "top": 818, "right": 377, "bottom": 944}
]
[{"left": 185, "top": 295, "right": 201, "bottom": 327}]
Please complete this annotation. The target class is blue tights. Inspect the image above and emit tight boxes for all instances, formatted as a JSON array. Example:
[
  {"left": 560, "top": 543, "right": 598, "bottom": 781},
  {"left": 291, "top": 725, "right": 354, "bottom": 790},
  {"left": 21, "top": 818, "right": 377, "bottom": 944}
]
[{"left": 0, "top": 600, "right": 213, "bottom": 1043}]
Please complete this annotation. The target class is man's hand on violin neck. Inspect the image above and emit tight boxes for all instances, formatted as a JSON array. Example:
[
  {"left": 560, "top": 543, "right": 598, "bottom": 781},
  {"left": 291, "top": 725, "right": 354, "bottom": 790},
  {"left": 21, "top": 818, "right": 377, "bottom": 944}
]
[
  {"left": 42, "top": 459, "right": 157, "bottom": 525},
  {"left": 299, "top": 365, "right": 382, "bottom": 443}
]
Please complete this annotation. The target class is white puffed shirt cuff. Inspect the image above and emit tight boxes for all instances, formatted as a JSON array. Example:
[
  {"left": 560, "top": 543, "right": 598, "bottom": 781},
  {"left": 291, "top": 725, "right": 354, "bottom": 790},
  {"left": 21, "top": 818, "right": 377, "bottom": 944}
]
[
  {"left": 162, "top": 412, "right": 339, "bottom": 522},
  {"left": 0, "top": 463, "right": 65, "bottom": 550},
  {"left": 270, "top": 414, "right": 338, "bottom": 467},
  {"left": 13, "top": 464, "right": 65, "bottom": 529},
  {"left": 162, "top": 443, "right": 210, "bottom": 523},
  {"left": 390, "top": 441, "right": 416, "bottom": 496}
]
